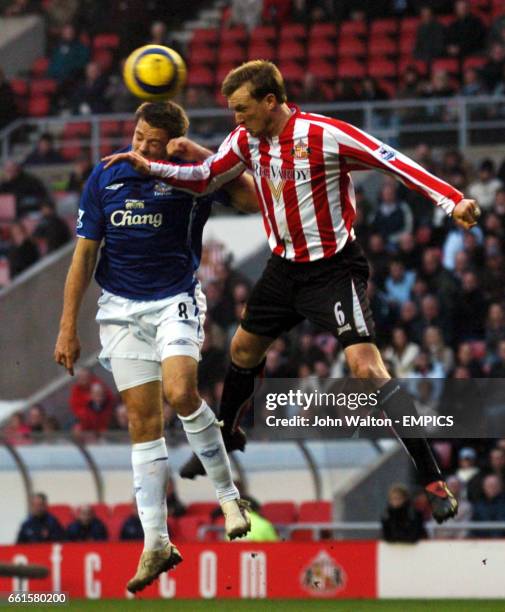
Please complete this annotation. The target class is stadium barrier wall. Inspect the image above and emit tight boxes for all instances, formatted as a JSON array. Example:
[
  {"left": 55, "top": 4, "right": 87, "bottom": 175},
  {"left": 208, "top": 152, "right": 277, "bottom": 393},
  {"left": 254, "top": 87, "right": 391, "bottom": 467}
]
[{"left": 1, "top": 541, "right": 504, "bottom": 599}]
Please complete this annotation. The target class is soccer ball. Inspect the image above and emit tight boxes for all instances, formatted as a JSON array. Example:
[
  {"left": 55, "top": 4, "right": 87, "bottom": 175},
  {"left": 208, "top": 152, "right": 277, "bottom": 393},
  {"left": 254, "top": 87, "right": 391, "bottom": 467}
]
[{"left": 123, "top": 45, "right": 187, "bottom": 101}]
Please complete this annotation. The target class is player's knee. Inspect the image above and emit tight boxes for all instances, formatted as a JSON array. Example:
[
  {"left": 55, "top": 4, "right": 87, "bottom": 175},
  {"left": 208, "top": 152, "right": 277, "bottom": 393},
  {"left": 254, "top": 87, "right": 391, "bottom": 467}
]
[
  {"left": 165, "top": 383, "right": 200, "bottom": 416},
  {"left": 128, "top": 409, "right": 162, "bottom": 442}
]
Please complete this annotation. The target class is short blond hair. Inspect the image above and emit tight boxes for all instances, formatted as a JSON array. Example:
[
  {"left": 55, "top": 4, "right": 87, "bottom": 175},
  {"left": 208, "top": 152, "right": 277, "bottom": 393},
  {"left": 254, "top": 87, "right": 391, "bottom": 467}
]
[{"left": 222, "top": 60, "right": 287, "bottom": 103}]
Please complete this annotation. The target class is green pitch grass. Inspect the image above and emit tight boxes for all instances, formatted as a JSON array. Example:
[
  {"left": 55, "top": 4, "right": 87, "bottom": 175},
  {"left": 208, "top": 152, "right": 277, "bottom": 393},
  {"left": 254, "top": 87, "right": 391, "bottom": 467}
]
[{"left": 23, "top": 599, "right": 505, "bottom": 611}]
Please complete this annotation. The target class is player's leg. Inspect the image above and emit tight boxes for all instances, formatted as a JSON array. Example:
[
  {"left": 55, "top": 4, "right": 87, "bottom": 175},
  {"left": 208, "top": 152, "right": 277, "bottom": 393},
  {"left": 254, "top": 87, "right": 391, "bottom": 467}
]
[
  {"left": 110, "top": 361, "right": 181, "bottom": 593},
  {"left": 161, "top": 355, "right": 250, "bottom": 538},
  {"left": 180, "top": 256, "right": 302, "bottom": 479}
]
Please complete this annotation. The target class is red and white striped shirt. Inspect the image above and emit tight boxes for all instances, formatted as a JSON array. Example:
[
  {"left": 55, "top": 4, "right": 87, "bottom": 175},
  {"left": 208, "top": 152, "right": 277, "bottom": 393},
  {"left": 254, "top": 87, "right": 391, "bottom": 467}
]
[{"left": 150, "top": 106, "right": 463, "bottom": 262}]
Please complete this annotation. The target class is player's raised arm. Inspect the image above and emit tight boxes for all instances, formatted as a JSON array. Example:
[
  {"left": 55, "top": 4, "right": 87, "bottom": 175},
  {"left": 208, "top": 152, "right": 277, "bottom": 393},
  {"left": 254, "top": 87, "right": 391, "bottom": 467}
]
[{"left": 329, "top": 119, "right": 481, "bottom": 229}]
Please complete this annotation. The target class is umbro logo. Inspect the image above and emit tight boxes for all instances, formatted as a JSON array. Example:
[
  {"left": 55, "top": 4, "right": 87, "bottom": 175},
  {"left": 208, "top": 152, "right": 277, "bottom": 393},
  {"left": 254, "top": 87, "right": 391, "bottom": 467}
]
[{"left": 105, "top": 183, "right": 124, "bottom": 190}]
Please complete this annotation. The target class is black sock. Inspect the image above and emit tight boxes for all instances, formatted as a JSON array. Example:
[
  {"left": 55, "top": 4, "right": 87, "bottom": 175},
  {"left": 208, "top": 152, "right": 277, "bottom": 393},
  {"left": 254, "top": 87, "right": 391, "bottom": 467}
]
[
  {"left": 377, "top": 380, "right": 441, "bottom": 486},
  {"left": 219, "top": 359, "right": 266, "bottom": 432}
]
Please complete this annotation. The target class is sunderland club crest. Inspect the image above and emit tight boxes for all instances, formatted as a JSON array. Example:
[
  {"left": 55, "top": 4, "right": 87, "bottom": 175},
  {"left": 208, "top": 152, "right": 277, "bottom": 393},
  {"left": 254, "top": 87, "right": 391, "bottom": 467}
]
[
  {"left": 291, "top": 139, "right": 311, "bottom": 159},
  {"left": 300, "top": 550, "right": 346, "bottom": 597}
]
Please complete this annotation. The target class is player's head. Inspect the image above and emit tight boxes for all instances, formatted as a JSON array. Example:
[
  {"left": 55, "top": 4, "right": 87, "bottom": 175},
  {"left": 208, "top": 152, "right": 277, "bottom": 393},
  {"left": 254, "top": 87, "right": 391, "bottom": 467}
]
[
  {"left": 222, "top": 60, "right": 287, "bottom": 137},
  {"left": 133, "top": 101, "right": 189, "bottom": 160}
]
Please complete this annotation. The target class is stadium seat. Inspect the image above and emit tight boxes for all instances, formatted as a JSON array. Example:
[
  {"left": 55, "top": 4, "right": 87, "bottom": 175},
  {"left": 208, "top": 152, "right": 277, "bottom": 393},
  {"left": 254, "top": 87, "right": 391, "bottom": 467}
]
[
  {"left": 48, "top": 504, "right": 75, "bottom": 527},
  {"left": 370, "top": 18, "right": 398, "bottom": 37},
  {"left": 261, "top": 501, "right": 297, "bottom": 524},
  {"left": 61, "top": 145, "right": 85, "bottom": 161},
  {"left": 108, "top": 515, "right": 127, "bottom": 541},
  {"left": 399, "top": 34, "right": 416, "bottom": 56},
  {"left": 368, "top": 58, "right": 397, "bottom": 79},
  {"left": 307, "top": 40, "right": 336, "bottom": 62},
  {"left": 339, "top": 20, "right": 367, "bottom": 38},
  {"left": 439, "top": 15, "right": 454, "bottom": 26},
  {"left": 298, "top": 501, "right": 332, "bottom": 522},
  {"left": 31, "top": 56, "right": 49, "bottom": 77},
  {"left": 175, "top": 516, "right": 206, "bottom": 542},
  {"left": 27, "top": 96, "right": 50, "bottom": 117},
  {"left": 188, "top": 44, "right": 216, "bottom": 67},
  {"left": 9, "top": 78, "right": 28, "bottom": 97},
  {"left": 93, "top": 33, "right": 120, "bottom": 50},
  {"left": 217, "top": 63, "right": 235, "bottom": 84},
  {"left": 308, "top": 23, "right": 337, "bottom": 41},
  {"left": 336, "top": 59, "right": 366, "bottom": 79},
  {"left": 248, "top": 42, "right": 276, "bottom": 61},
  {"left": 470, "top": 340, "right": 486, "bottom": 360},
  {"left": 432, "top": 58, "right": 460, "bottom": 76},
  {"left": 0, "top": 258, "right": 9, "bottom": 287},
  {"left": 221, "top": 26, "right": 248, "bottom": 44},
  {"left": 0, "top": 195, "right": 16, "bottom": 223},
  {"left": 192, "top": 28, "right": 219, "bottom": 45},
  {"left": 186, "top": 66, "right": 214, "bottom": 88},
  {"left": 278, "top": 61, "right": 304, "bottom": 84},
  {"left": 249, "top": 25, "right": 276, "bottom": 44},
  {"left": 121, "top": 120, "right": 136, "bottom": 136},
  {"left": 186, "top": 502, "right": 220, "bottom": 519},
  {"left": 307, "top": 61, "right": 336, "bottom": 81},
  {"left": 30, "top": 78, "right": 57, "bottom": 96},
  {"left": 463, "top": 55, "right": 487, "bottom": 70},
  {"left": 337, "top": 37, "right": 366, "bottom": 58},
  {"left": 100, "top": 121, "right": 121, "bottom": 137},
  {"left": 63, "top": 122, "right": 91, "bottom": 138},
  {"left": 92, "top": 49, "right": 114, "bottom": 72},
  {"left": 398, "top": 57, "right": 428, "bottom": 76},
  {"left": 111, "top": 503, "right": 133, "bottom": 522},
  {"left": 217, "top": 44, "right": 246, "bottom": 64},
  {"left": 278, "top": 41, "right": 305, "bottom": 63},
  {"left": 279, "top": 23, "right": 306, "bottom": 41},
  {"left": 90, "top": 503, "right": 111, "bottom": 523},
  {"left": 368, "top": 36, "right": 398, "bottom": 57},
  {"left": 400, "top": 17, "right": 419, "bottom": 36},
  {"left": 377, "top": 78, "right": 396, "bottom": 98}
]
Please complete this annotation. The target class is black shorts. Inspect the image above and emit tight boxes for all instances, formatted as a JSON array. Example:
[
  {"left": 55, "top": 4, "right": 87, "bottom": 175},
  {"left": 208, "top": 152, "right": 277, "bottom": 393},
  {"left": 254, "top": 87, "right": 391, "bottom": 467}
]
[{"left": 241, "top": 240, "right": 375, "bottom": 348}]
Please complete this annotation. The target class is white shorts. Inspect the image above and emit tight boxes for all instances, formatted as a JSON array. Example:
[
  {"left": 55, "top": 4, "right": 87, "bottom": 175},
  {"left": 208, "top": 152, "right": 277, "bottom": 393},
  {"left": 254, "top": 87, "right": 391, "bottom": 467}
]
[{"left": 96, "top": 284, "right": 206, "bottom": 391}]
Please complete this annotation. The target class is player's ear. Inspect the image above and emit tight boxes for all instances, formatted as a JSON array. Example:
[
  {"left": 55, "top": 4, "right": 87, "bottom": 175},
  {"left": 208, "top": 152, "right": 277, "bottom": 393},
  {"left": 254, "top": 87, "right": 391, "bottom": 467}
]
[{"left": 264, "top": 93, "right": 277, "bottom": 110}]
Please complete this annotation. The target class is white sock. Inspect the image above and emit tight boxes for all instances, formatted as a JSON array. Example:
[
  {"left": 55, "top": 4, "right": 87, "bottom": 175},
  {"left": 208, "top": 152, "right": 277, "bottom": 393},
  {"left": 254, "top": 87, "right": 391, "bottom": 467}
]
[
  {"left": 178, "top": 401, "right": 239, "bottom": 503},
  {"left": 131, "top": 437, "right": 170, "bottom": 551}
]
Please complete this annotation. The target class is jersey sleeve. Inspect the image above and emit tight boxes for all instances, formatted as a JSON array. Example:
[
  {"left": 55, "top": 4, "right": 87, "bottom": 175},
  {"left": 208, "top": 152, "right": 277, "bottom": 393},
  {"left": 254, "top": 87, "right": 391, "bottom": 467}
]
[
  {"left": 149, "top": 129, "right": 247, "bottom": 196},
  {"left": 329, "top": 120, "right": 463, "bottom": 215},
  {"left": 76, "top": 166, "right": 105, "bottom": 240}
]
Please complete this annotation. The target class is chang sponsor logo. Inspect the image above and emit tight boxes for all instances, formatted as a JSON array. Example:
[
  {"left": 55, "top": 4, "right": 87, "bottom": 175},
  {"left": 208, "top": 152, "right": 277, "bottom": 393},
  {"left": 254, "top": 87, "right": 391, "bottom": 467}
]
[{"left": 110, "top": 209, "right": 163, "bottom": 228}]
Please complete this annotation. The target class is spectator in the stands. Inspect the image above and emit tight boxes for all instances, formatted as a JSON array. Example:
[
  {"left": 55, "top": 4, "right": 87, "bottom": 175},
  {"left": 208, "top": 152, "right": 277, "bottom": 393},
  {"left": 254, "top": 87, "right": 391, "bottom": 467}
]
[
  {"left": 72, "top": 62, "right": 110, "bottom": 115},
  {"left": 472, "top": 474, "right": 505, "bottom": 538},
  {"left": 446, "top": 0, "right": 485, "bottom": 58},
  {"left": 485, "top": 303, "right": 505, "bottom": 354},
  {"left": 26, "top": 404, "right": 47, "bottom": 435},
  {"left": 397, "top": 232, "right": 421, "bottom": 271},
  {"left": 44, "top": 0, "right": 80, "bottom": 37},
  {"left": 298, "top": 73, "right": 328, "bottom": 104},
  {"left": 2, "top": 410, "right": 31, "bottom": 445},
  {"left": 454, "top": 342, "right": 484, "bottom": 378},
  {"left": 382, "top": 326, "right": 420, "bottom": 378},
  {"left": 460, "top": 67, "right": 486, "bottom": 97},
  {"left": 120, "top": 500, "right": 143, "bottom": 541},
  {"left": 2, "top": 0, "right": 39, "bottom": 16},
  {"left": 468, "top": 159, "right": 503, "bottom": 211},
  {"left": 360, "top": 77, "right": 389, "bottom": 102},
  {"left": 17, "top": 493, "right": 64, "bottom": 543},
  {"left": 414, "top": 5, "right": 446, "bottom": 62},
  {"left": 381, "top": 484, "right": 427, "bottom": 543},
  {"left": 263, "top": 0, "right": 292, "bottom": 25},
  {"left": 70, "top": 368, "right": 114, "bottom": 433},
  {"left": 147, "top": 20, "right": 181, "bottom": 54},
  {"left": 384, "top": 259, "right": 416, "bottom": 310},
  {"left": 24, "top": 133, "right": 64, "bottom": 166},
  {"left": 33, "top": 201, "right": 71, "bottom": 253},
  {"left": 65, "top": 505, "right": 108, "bottom": 541},
  {"left": 453, "top": 271, "right": 487, "bottom": 342},
  {"left": 372, "top": 181, "right": 413, "bottom": 247},
  {"left": 454, "top": 447, "right": 479, "bottom": 501},
  {"left": 489, "top": 339, "right": 505, "bottom": 378},
  {"left": 73, "top": 382, "right": 115, "bottom": 435},
  {"left": 418, "top": 248, "right": 458, "bottom": 320},
  {"left": 0, "top": 68, "right": 17, "bottom": 129},
  {"left": 48, "top": 24, "right": 90, "bottom": 84},
  {"left": 422, "top": 326, "right": 454, "bottom": 374},
  {"left": 7, "top": 222, "right": 40, "bottom": 278},
  {"left": 226, "top": 0, "right": 262, "bottom": 31},
  {"left": 468, "top": 447, "right": 505, "bottom": 503},
  {"left": 111, "top": 402, "right": 129, "bottom": 431},
  {"left": 480, "top": 43, "right": 505, "bottom": 92},
  {"left": 66, "top": 156, "right": 93, "bottom": 192},
  {"left": 422, "top": 70, "right": 456, "bottom": 104},
  {"left": 104, "top": 59, "right": 139, "bottom": 114},
  {"left": 0, "top": 160, "right": 50, "bottom": 215}
]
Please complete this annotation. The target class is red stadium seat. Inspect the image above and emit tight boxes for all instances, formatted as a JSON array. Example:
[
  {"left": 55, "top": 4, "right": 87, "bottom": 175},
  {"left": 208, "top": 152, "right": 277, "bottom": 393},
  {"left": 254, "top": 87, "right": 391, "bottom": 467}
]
[
  {"left": 309, "top": 23, "right": 337, "bottom": 41},
  {"left": 278, "top": 61, "right": 304, "bottom": 83},
  {"left": 217, "top": 63, "right": 235, "bottom": 84},
  {"left": 92, "top": 49, "right": 114, "bottom": 72},
  {"left": 340, "top": 20, "right": 367, "bottom": 38},
  {"left": 90, "top": 503, "right": 111, "bottom": 524},
  {"left": 399, "top": 34, "right": 416, "bottom": 55},
  {"left": 307, "top": 40, "right": 337, "bottom": 62},
  {"left": 108, "top": 515, "right": 127, "bottom": 541},
  {"left": 369, "top": 36, "right": 398, "bottom": 57},
  {"left": 0, "top": 258, "right": 10, "bottom": 287},
  {"left": 221, "top": 26, "right": 248, "bottom": 44},
  {"left": 249, "top": 25, "right": 276, "bottom": 44},
  {"left": 370, "top": 18, "right": 398, "bottom": 37},
  {"left": 398, "top": 57, "right": 428, "bottom": 76},
  {"left": 299, "top": 501, "right": 332, "bottom": 522},
  {"left": 27, "top": 96, "right": 50, "bottom": 117},
  {"left": 279, "top": 23, "right": 306, "bottom": 41},
  {"left": 100, "top": 121, "right": 121, "bottom": 136},
  {"left": 188, "top": 44, "right": 216, "bottom": 67},
  {"left": 31, "top": 56, "right": 49, "bottom": 77},
  {"left": 463, "top": 55, "right": 487, "bottom": 70},
  {"left": 278, "top": 41, "right": 305, "bottom": 62},
  {"left": 0, "top": 195, "right": 16, "bottom": 222},
  {"left": 248, "top": 42, "right": 276, "bottom": 61},
  {"left": 48, "top": 504, "right": 75, "bottom": 527},
  {"left": 61, "top": 145, "right": 85, "bottom": 161},
  {"left": 217, "top": 43, "right": 246, "bottom": 64},
  {"left": 376, "top": 78, "right": 396, "bottom": 98},
  {"left": 122, "top": 120, "right": 136, "bottom": 136},
  {"left": 336, "top": 59, "right": 366, "bottom": 79},
  {"left": 186, "top": 502, "right": 219, "bottom": 518},
  {"left": 9, "top": 79, "right": 28, "bottom": 97},
  {"left": 337, "top": 37, "right": 366, "bottom": 58},
  {"left": 192, "top": 28, "right": 219, "bottom": 45},
  {"left": 261, "top": 502, "right": 297, "bottom": 524},
  {"left": 432, "top": 58, "right": 460, "bottom": 75},
  {"left": 186, "top": 66, "right": 214, "bottom": 88},
  {"left": 63, "top": 122, "right": 91, "bottom": 138},
  {"left": 439, "top": 15, "right": 454, "bottom": 27},
  {"left": 175, "top": 516, "right": 205, "bottom": 542},
  {"left": 30, "top": 78, "right": 57, "bottom": 96},
  {"left": 307, "top": 61, "right": 336, "bottom": 81},
  {"left": 400, "top": 17, "right": 420, "bottom": 36},
  {"left": 93, "top": 33, "right": 120, "bottom": 50},
  {"left": 368, "top": 58, "right": 397, "bottom": 79},
  {"left": 111, "top": 503, "right": 133, "bottom": 521}
]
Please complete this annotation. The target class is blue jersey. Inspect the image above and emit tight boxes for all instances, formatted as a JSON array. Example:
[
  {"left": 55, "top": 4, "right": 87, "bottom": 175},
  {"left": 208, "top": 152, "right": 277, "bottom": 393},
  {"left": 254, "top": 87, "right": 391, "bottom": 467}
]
[{"left": 77, "top": 150, "right": 228, "bottom": 300}]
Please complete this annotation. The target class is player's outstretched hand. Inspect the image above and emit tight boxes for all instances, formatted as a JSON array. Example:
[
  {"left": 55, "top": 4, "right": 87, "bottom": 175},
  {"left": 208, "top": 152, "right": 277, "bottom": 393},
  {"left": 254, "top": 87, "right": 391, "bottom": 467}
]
[
  {"left": 453, "top": 198, "right": 481, "bottom": 230},
  {"left": 167, "top": 137, "right": 213, "bottom": 162},
  {"left": 102, "top": 151, "right": 150, "bottom": 174},
  {"left": 54, "top": 330, "right": 81, "bottom": 376}
]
